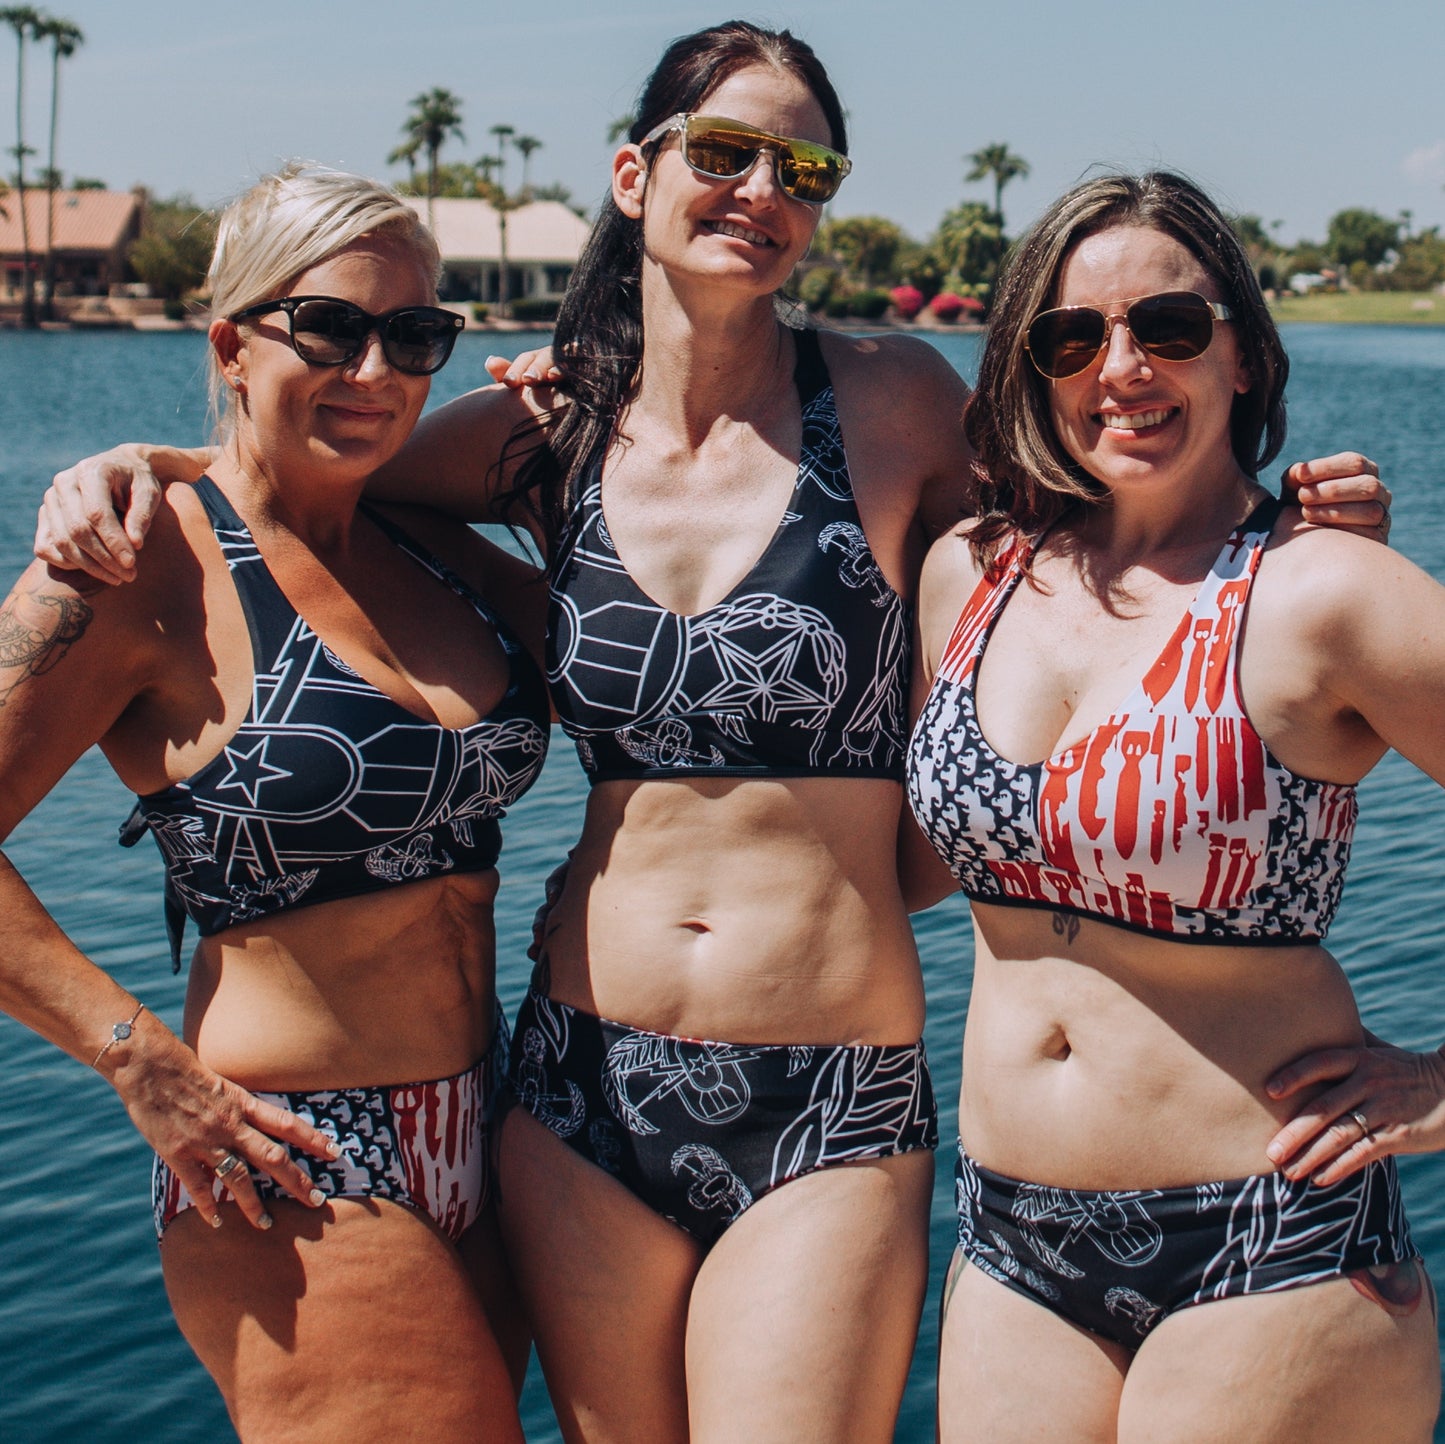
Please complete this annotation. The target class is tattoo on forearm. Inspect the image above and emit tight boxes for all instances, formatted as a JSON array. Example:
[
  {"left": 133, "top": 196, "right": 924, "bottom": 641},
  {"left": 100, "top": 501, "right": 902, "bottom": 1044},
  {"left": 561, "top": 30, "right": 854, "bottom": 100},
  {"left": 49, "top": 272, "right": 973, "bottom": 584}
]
[
  {"left": 1051, "top": 912, "right": 1081, "bottom": 944},
  {"left": 0, "top": 589, "right": 94, "bottom": 707}
]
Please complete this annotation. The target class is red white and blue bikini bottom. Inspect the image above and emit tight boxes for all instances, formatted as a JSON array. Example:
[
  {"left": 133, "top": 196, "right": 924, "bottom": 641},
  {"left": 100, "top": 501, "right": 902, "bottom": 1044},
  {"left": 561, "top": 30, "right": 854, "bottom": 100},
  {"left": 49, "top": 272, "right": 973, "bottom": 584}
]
[{"left": 152, "top": 1013, "right": 509, "bottom": 1243}]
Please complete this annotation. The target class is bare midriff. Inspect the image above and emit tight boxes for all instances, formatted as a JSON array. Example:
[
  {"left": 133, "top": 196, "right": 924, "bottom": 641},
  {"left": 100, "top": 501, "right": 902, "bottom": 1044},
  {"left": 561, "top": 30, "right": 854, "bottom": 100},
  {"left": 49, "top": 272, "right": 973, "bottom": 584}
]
[
  {"left": 543, "top": 776, "right": 925, "bottom": 1046},
  {"left": 958, "top": 900, "right": 1364, "bottom": 1189},
  {"left": 183, "top": 869, "right": 501, "bottom": 1091}
]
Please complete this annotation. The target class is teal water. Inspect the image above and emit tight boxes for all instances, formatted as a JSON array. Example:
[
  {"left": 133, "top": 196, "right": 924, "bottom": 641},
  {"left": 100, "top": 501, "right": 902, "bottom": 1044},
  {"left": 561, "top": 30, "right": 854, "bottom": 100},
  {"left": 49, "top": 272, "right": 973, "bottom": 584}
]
[{"left": 1, "top": 324, "right": 1443, "bottom": 1440}]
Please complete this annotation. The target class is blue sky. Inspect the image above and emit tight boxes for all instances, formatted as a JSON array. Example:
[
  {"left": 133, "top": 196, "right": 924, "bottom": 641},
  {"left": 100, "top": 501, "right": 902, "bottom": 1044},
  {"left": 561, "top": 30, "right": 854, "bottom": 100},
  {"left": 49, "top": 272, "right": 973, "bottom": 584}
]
[{"left": 7, "top": 0, "right": 1443, "bottom": 245}]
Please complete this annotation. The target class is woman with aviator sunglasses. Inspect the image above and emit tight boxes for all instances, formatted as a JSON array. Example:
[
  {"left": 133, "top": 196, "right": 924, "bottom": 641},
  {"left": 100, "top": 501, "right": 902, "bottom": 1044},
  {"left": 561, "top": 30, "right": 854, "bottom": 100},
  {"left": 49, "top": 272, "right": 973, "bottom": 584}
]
[
  {"left": 35, "top": 26, "right": 1391, "bottom": 1443},
  {"left": 1, "top": 164, "right": 550, "bottom": 1439},
  {"left": 906, "top": 170, "right": 1442, "bottom": 1442}
]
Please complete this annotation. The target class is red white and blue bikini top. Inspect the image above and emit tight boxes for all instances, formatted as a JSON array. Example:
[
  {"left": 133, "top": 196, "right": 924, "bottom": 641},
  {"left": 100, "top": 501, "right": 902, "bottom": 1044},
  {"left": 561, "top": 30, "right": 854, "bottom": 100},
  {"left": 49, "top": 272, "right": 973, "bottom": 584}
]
[
  {"left": 545, "top": 328, "right": 910, "bottom": 784},
  {"left": 123, "top": 476, "right": 550, "bottom": 967},
  {"left": 907, "top": 499, "right": 1357, "bottom": 942}
]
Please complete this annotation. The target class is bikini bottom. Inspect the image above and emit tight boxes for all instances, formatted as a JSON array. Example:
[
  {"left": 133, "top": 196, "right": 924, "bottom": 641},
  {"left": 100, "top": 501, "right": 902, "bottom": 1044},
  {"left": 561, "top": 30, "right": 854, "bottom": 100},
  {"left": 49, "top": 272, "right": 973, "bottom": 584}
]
[
  {"left": 152, "top": 1008, "right": 509, "bottom": 1243},
  {"left": 954, "top": 1140, "right": 1418, "bottom": 1348},
  {"left": 507, "top": 987, "right": 938, "bottom": 1246}
]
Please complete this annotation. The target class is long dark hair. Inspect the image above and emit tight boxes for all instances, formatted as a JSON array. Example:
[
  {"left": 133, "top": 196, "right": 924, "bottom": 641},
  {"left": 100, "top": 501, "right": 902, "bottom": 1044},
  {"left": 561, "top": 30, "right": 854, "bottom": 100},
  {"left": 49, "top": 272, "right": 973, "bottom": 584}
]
[
  {"left": 495, "top": 20, "right": 847, "bottom": 540},
  {"left": 963, "top": 171, "right": 1289, "bottom": 570}
]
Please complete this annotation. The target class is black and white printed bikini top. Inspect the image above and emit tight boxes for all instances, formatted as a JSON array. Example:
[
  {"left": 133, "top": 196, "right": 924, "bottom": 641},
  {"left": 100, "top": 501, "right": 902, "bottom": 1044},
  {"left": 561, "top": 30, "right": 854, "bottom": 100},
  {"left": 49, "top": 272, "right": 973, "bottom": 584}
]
[
  {"left": 545, "top": 328, "right": 911, "bottom": 785},
  {"left": 123, "top": 476, "right": 549, "bottom": 968}
]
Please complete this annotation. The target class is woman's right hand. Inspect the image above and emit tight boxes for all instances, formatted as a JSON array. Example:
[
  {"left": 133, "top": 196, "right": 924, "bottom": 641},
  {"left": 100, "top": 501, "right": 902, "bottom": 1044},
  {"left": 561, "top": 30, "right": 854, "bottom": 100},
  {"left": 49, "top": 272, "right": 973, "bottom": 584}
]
[
  {"left": 102, "top": 1011, "right": 340, "bottom": 1230},
  {"left": 34, "top": 444, "right": 212, "bottom": 586}
]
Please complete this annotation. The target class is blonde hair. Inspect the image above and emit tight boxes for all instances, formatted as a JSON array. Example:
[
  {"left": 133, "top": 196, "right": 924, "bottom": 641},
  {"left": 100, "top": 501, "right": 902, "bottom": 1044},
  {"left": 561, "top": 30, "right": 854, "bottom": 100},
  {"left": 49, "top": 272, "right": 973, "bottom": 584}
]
[{"left": 207, "top": 162, "right": 442, "bottom": 433}]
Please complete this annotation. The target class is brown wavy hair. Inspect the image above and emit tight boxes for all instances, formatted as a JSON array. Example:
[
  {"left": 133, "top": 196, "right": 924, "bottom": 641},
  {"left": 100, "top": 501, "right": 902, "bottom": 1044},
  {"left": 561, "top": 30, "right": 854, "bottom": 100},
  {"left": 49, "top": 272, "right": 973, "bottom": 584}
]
[{"left": 963, "top": 171, "right": 1288, "bottom": 572}]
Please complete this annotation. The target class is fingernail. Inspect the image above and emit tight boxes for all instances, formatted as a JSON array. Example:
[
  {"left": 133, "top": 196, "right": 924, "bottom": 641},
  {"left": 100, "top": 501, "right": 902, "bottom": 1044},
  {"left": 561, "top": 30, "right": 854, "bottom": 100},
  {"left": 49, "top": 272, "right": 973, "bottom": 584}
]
[
  {"left": 211, "top": 1213, "right": 224, "bottom": 1229},
  {"left": 326, "top": 1139, "right": 342, "bottom": 1158},
  {"left": 309, "top": 1188, "right": 327, "bottom": 1207},
  {"left": 258, "top": 1213, "right": 274, "bottom": 1230},
  {"left": 1265, "top": 1143, "right": 1282, "bottom": 1163},
  {"left": 522, "top": 371, "right": 539, "bottom": 381}
]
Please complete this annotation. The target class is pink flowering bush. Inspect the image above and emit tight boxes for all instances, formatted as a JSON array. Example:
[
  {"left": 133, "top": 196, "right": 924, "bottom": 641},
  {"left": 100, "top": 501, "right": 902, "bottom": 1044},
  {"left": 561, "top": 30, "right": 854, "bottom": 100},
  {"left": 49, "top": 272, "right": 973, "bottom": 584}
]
[
  {"left": 889, "top": 285, "right": 925, "bottom": 321},
  {"left": 929, "top": 291, "right": 967, "bottom": 321}
]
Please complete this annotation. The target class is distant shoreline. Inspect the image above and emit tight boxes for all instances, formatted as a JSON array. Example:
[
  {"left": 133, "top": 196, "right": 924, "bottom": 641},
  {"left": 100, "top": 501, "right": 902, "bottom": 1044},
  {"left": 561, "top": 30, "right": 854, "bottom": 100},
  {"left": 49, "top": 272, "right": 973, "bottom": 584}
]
[{"left": 6, "top": 291, "right": 1443, "bottom": 333}]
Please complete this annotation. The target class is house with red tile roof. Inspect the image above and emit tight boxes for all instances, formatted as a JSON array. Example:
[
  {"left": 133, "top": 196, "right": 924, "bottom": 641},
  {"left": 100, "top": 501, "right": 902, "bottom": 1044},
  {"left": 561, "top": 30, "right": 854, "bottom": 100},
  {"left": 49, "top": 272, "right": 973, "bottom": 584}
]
[{"left": 0, "top": 188, "right": 142, "bottom": 302}]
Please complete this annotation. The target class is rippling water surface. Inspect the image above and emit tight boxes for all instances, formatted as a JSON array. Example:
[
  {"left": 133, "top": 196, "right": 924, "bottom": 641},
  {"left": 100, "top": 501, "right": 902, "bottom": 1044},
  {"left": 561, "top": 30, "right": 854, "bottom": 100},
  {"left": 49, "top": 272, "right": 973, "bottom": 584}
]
[{"left": 1, "top": 323, "right": 1442, "bottom": 1440}]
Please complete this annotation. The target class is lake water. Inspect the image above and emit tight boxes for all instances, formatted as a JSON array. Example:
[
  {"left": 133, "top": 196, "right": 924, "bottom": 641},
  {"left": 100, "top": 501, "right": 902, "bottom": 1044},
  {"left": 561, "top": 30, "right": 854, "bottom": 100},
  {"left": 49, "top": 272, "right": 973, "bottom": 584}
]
[{"left": 1, "top": 323, "right": 1443, "bottom": 1441}]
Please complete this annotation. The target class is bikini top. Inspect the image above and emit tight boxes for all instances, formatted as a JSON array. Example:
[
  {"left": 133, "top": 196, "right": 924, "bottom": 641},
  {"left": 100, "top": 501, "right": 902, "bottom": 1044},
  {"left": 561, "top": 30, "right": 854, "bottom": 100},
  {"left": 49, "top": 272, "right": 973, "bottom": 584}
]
[
  {"left": 545, "top": 328, "right": 910, "bottom": 785},
  {"left": 907, "top": 499, "right": 1357, "bottom": 943},
  {"left": 122, "top": 476, "right": 550, "bottom": 967}
]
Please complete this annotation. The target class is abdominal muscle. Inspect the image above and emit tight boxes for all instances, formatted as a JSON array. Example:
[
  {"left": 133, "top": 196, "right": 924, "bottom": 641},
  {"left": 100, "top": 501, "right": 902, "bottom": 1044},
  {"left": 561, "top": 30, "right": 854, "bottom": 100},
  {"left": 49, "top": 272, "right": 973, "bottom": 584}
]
[
  {"left": 182, "top": 870, "right": 501, "bottom": 1092},
  {"left": 960, "top": 902, "right": 1364, "bottom": 1189},
  {"left": 542, "top": 776, "right": 926, "bottom": 1046}
]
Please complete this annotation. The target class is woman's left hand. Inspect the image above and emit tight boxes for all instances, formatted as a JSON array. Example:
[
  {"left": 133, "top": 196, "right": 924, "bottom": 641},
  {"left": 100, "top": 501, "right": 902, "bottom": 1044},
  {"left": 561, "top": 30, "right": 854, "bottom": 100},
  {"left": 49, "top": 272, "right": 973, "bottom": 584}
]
[
  {"left": 1265, "top": 1035, "right": 1445, "bottom": 1185},
  {"left": 1281, "top": 452, "right": 1392, "bottom": 543}
]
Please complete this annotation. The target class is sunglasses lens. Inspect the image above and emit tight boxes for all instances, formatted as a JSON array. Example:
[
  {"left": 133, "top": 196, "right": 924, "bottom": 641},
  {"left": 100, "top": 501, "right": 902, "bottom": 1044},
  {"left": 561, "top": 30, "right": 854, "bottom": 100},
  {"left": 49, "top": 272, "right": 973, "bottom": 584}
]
[
  {"left": 683, "top": 120, "right": 758, "bottom": 178},
  {"left": 1028, "top": 308, "right": 1106, "bottom": 379},
  {"left": 1127, "top": 292, "right": 1215, "bottom": 360},
  {"left": 383, "top": 309, "right": 459, "bottom": 374},
  {"left": 289, "top": 299, "right": 367, "bottom": 365},
  {"left": 776, "top": 141, "right": 846, "bottom": 203}
]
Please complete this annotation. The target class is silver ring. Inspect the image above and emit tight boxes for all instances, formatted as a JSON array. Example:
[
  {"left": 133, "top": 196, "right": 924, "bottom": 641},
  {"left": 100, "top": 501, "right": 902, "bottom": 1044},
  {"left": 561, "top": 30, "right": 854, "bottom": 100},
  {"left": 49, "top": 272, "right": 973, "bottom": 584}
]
[
  {"left": 1350, "top": 1110, "right": 1373, "bottom": 1140},
  {"left": 213, "top": 1152, "right": 245, "bottom": 1180}
]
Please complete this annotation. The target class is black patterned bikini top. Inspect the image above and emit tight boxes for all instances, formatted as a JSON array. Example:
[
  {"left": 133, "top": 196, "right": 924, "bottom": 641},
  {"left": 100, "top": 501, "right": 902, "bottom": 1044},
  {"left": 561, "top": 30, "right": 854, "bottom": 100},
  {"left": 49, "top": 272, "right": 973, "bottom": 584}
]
[
  {"left": 123, "top": 477, "right": 550, "bottom": 967},
  {"left": 907, "top": 499, "right": 1357, "bottom": 942},
  {"left": 545, "top": 328, "right": 910, "bottom": 785}
]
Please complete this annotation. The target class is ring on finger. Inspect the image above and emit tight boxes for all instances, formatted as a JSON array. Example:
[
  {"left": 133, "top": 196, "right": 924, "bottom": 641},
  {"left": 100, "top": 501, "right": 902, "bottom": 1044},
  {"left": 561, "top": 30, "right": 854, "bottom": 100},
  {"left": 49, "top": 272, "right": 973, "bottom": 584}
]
[
  {"left": 214, "top": 1152, "right": 245, "bottom": 1180},
  {"left": 1350, "top": 1110, "right": 1374, "bottom": 1141}
]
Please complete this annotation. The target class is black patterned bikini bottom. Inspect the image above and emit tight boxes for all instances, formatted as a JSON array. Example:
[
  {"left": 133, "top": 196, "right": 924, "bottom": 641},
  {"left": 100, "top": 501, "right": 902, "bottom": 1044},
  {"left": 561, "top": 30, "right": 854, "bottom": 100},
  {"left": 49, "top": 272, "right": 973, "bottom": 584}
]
[
  {"left": 507, "top": 988, "right": 938, "bottom": 1245},
  {"left": 954, "top": 1141, "right": 1418, "bottom": 1347}
]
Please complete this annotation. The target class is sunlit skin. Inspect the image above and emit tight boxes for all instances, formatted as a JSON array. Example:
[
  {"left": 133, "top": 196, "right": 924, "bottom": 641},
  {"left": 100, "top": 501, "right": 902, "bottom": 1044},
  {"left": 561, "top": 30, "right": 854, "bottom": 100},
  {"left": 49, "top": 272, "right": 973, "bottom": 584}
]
[
  {"left": 908, "top": 222, "right": 1445, "bottom": 1444},
  {"left": 0, "top": 228, "right": 545, "bottom": 1441}
]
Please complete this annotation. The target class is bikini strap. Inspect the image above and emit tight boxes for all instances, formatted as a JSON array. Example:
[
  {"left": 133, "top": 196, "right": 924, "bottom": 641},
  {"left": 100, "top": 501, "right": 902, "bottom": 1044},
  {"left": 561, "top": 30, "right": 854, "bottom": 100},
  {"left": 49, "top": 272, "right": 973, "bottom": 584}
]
[{"left": 791, "top": 326, "right": 831, "bottom": 406}]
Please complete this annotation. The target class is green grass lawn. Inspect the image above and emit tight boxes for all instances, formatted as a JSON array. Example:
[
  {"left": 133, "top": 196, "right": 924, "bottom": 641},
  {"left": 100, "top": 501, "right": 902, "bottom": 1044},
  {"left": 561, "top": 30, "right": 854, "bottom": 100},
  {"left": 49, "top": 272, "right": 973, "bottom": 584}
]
[{"left": 1269, "top": 290, "right": 1445, "bottom": 325}]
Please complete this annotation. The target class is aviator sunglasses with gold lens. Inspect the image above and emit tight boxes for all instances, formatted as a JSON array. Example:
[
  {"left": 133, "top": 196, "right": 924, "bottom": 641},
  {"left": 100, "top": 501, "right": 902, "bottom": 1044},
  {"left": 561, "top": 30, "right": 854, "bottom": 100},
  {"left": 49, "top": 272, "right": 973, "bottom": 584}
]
[
  {"left": 231, "top": 296, "right": 464, "bottom": 375},
  {"left": 1025, "top": 291, "right": 1235, "bottom": 380},
  {"left": 641, "top": 113, "right": 852, "bottom": 205}
]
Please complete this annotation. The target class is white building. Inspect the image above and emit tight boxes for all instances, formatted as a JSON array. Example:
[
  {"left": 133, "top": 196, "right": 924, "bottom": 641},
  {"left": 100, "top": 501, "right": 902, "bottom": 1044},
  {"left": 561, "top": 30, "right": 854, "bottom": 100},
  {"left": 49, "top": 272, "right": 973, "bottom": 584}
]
[{"left": 406, "top": 197, "right": 591, "bottom": 309}]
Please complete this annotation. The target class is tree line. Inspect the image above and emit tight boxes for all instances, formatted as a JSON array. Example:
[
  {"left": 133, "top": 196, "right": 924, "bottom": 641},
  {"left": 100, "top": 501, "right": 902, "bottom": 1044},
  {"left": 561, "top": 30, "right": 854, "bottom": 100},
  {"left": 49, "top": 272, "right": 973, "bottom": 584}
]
[{"left": 7, "top": 58, "right": 1440, "bottom": 322}]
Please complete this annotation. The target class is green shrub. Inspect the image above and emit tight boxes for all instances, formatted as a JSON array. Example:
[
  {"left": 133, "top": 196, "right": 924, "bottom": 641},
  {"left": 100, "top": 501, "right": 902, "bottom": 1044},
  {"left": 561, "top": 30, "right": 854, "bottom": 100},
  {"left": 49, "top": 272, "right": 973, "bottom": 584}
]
[
  {"left": 510, "top": 296, "right": 561, "bottom": 322},
  {"left": 162, "top": 298, "right": 188, "bottom": 322},
  {"left": 848, "top": 290, "right": 892, "bottom": 320},
  {"left": 472, "top": 303, "right": 490, "bottom": 323},
  {"left": 798, "top": 265, "right": 839, "bottom": 312}
]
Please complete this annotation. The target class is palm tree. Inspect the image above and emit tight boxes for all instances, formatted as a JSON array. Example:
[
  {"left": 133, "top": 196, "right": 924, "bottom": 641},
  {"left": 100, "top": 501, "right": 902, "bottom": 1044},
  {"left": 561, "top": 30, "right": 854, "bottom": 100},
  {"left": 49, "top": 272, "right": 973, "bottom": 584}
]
[
  {"left": 386, "top": 134, "right": 421, "bottom": 189},
  {"left": 607, "top": 114, "right": 635, "bottom": 144},
  {"left": 398, "top": 88, "right": 465, "bottom": 230},
  {"left": 1, "top": 5, "right": 42, "bottom": 326},
  {"left": 964, "top": 142, "right": 1030, "bottom": 228},
  {"left": 489, "top": 124, "right": 515, "bottom": 316},
  {"left": 36, "top": 13, "right": 81, "bottom": 319},
  {"left": 513, "top": 134, "right": 542, "bottom": 196}
]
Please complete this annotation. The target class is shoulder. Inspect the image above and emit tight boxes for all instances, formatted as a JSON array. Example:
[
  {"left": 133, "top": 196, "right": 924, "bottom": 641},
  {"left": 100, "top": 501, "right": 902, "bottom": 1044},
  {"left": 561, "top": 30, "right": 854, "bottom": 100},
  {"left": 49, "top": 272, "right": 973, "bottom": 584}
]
[
  {"left": 816, "top": 327, "right": 969, "bottom": 404},
  {"left": 1253, "top": 502, "right": 1444, "bottom": 654},
  {"left": 916, "top": 523, "right": 989, "bottom": 674}
]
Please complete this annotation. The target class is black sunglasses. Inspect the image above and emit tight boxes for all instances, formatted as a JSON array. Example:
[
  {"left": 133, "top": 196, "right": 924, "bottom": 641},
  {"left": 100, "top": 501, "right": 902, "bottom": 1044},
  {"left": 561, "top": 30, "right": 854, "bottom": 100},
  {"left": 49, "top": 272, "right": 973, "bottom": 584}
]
[
  {"left": 1025, "top": 290, "right": 1234, "bottom": 380},
  {"left": 230, "top": 295, "right": 464, "bottom": 375}
]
